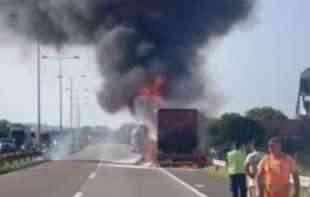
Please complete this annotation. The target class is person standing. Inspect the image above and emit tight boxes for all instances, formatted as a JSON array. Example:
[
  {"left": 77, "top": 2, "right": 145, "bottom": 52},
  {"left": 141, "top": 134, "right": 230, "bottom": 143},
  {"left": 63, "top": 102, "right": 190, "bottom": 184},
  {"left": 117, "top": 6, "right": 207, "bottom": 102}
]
[
  {"left": 256, "top": 137, "right": 300, "bottom": 197},
  {"left": 245, "top": 141, "right": 265, "bottom": 197},
  {"left": 227, "top": 142, "right": 247, "bottom": 197}
]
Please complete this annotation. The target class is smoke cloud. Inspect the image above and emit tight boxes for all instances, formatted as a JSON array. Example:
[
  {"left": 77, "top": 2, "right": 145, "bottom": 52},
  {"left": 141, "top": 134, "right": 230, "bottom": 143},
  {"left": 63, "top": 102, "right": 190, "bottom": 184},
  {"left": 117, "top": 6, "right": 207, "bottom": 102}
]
[{"left": 0, "top": 0, "right": 255, "bottom": 113}]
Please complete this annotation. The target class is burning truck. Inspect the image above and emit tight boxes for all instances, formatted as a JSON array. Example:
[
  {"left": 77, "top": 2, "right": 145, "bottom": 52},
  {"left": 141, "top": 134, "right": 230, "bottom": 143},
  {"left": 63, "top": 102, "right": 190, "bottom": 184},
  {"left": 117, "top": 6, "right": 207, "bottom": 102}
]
[{"left": 133, "top": 77, "right": 207, "bottom": 167}]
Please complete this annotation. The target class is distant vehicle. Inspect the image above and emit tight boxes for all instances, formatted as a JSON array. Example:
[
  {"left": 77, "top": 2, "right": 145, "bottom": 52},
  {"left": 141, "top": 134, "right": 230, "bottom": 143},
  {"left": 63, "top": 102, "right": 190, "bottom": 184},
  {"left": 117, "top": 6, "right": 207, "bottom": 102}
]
[
  {"left": 0, "top": 138, "right": 16, "bottom": 153},
  {"left": 130, "top": 124, "right": 147, "bottom": 155},
  {"left": 10, "top": 125, "right": 35, "bottom": 151},
  {"left": 20, "top": 143, "right": 38, "bottom": 153},
  {"left": 39, "top": 143, "right": 49, "bottom": 154},
  {"left": 157, "top": 108, "right": 207, "bottom": 168}
]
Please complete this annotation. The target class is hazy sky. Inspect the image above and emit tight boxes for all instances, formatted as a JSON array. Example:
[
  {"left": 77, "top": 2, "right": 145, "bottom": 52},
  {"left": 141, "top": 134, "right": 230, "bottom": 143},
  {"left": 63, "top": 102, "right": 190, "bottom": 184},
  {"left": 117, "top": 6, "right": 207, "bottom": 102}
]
[
  {"left": 210, "top": 0, "right": 310, "bottom": 118},
  {"left": 0, "top": 0, "right": 309, "bottom": 127}
]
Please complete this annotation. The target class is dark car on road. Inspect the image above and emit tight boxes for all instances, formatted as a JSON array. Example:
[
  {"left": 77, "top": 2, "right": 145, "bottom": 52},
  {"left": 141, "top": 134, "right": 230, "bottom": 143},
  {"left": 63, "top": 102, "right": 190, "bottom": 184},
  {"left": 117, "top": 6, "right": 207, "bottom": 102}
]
[{"left": 0, "top": 138, "right": 16, "bottom": 154}]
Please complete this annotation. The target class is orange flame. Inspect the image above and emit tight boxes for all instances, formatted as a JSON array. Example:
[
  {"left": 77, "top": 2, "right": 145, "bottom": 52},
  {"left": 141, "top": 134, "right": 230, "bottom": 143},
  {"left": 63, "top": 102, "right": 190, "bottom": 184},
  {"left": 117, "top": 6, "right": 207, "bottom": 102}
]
[
  {"left": 137, "top": 76, "right": 166, "bottom": 106},
  {"left": 135, "top": 76, "right": 166, "bottom": 166}
]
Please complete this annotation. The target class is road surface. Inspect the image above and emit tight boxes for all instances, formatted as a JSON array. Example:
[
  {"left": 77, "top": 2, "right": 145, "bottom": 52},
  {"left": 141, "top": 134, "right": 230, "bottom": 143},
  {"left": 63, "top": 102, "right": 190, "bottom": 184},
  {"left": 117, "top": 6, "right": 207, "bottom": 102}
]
[
  {"left": 69, "top": 143, "right": 142, "bottom": 164},
  {"left": 0, "top": 143, "right": 229, "bottom": 197}
]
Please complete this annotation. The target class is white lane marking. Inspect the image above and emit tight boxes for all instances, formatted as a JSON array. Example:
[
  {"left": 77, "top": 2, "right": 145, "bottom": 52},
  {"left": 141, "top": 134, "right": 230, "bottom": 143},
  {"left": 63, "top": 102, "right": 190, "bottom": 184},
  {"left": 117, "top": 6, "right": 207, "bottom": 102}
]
[
  {"left": 104, "top": 163, "right": 154, "bottom": 169},
  {"left": 88, "top": 172, "right": 97, "bottom": 179},
  {"left": 73, "top": 192, "right": 83, "bottom": 197},
  {"left": 159, "top": 168, "right": 208, "bottom": 197},
  {"left": 194, "top": 184, "right": 205, "bottom": 188}
]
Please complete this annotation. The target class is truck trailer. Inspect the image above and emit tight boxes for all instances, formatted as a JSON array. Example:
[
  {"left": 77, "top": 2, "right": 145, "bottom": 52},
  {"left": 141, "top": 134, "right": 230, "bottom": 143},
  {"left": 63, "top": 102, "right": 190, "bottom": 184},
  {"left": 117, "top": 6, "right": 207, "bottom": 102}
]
[{"left": 157, "top": 108, "right": 207, "bottom": 168}]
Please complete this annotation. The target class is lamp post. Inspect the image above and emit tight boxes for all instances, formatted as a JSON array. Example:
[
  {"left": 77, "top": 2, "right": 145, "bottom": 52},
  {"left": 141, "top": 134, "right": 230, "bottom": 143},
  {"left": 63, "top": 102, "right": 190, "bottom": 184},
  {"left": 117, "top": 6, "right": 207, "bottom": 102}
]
[
  {"left": 76, "top": 81, "right": 88, "bottom": 129},
  {"left": 42, "top": 55, "right": 80, "bottom": 132},
  {"left": 35, "top": 41, "right": 42, "bottom": 149},
  {"left": 65, "top": 74, "right": 87, "bottom": 151},
  {"left": 8, "top": 13, "right": 42, "bottom": 148},
  {"left": 65, "top": 78, "right": 74, "bottom": 132}
]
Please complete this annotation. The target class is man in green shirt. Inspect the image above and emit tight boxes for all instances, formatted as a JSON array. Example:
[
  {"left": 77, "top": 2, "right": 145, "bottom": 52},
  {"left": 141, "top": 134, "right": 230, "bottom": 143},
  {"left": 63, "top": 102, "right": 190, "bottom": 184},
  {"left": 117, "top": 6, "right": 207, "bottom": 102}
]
[{"left": 227, "top": 142, "right": 247, "bottom": 197}]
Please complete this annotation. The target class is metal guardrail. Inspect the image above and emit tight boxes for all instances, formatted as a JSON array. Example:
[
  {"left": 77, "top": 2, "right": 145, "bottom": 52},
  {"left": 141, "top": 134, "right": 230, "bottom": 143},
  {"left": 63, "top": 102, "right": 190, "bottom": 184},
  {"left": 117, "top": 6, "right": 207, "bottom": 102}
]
[
  {"left": 0, "top": 151, "right": 41, "bottom": 162},
  {"left": 0, "top": 151, "right": 44, "bottom": 174},
  {"left": 212, "top": 159, "right": 310, "bottom": 188}
]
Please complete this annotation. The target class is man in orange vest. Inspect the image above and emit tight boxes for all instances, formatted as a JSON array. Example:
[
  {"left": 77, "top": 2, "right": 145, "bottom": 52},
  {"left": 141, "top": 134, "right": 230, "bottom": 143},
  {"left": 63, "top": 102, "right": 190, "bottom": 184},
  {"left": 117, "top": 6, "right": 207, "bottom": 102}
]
[{"left": 256, "top": 137, "right": 300, "bottom": 197}]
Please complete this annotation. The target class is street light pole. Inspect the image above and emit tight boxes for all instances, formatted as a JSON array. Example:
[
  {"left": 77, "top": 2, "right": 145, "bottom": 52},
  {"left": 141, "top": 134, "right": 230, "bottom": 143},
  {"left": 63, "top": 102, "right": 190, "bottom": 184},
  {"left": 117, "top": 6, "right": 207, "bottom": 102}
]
[
  {"left": 66, "top": 77, "right": 74, "bottom": 151},
  {"left": 78, "top": 75, "right": 88, "bottom": 127},
  {"left": 9, "top": 14, "right": 42, "bottom": 148},
  {"left": 67, "top": 75, "right": 85, "bottom": 151},
  {"left": 42, "top": 55, "right": 80, "bottom": 133},
  {"left": 69, "top": 78, "right": 73, "bottom": 132},
  {"left": 77, "top": 94, "right": 81, "bottom": 129},
  {"left": 58, "top": 59, "right": 63, "bottom": 133},
  {"left": 36, "top": 40, "right": 41, "bottom": 148},
  {"left": 80, "top": 88, "right": 89, "bottom": 127},
  {"left": 69, "top": 77, "right": 74, "bottom": 151}
]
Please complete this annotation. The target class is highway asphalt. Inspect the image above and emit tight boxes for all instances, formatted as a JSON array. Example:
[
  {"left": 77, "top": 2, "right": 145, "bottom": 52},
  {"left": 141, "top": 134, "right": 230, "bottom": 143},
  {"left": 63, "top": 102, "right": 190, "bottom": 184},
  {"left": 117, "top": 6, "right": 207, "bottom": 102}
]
[{"left": 0, "top": 143, "right": 229, "bottom": 197}]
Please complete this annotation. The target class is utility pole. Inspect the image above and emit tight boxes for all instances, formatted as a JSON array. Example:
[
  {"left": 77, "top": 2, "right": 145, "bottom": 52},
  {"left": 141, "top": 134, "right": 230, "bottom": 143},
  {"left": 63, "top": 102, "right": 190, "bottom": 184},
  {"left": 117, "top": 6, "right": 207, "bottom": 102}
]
[
  {"left": 69, "top": 78, "right": 74, "bottom": 151},
  {"left": 65, "top": 78, "right": 75, "bottom": 151},
  {"left": 36, "top": 40, "right": 41, "bottom": 148},
  {"left": 77, "top": 93, "right": 81, "bottom": 129},
  {"left": 69, "top": 78, "right": 74, "bottom": 132},
  {"left": 58, "top": 58, "right": 63, "bottom": 133},
  {"left": 42, "top": 55, "right": 80, "bottom": 133},
  {"left": 9, "top": 13, "right": 42, "bottom": 149}
]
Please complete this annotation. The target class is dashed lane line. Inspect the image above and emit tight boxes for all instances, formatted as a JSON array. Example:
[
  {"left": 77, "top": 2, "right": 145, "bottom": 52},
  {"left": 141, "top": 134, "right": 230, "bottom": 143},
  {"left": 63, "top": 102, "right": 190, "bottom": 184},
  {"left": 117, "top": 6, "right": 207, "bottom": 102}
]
[
  {"left": 159, "top": 168, "right": 209, "bottom": 197},
  {"left": 88, "top": 172, "right": 97, "bottom": 179},
  {"left": 73, "top": 192, "right": 83, "bottom": 197}
]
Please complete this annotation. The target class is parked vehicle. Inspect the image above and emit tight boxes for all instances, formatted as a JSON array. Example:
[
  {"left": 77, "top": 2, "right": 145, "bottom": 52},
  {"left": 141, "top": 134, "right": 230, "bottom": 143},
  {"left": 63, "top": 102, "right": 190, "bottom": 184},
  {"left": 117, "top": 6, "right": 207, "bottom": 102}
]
[
  {"left": 0, "top": 138, "right": 16, "bottom": 153},
  {"left": 157, "top": 108, "right": 207, "bottom": 168},
  {"left": 130, "top": 124, "right": 147, "bottom": 155},
  {"left": 10, "top": 125, "right": 35, "bottom": 151}
]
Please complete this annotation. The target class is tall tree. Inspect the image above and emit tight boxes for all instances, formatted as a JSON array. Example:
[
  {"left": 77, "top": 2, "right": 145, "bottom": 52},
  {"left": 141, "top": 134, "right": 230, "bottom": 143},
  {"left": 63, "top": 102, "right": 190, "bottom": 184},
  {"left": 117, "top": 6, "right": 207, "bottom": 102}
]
[
  {"left": 209, "top": 113, "right": 265, "bottom": 146},
  {"left": 246, "top": 106, "right": 288, "bottom": 121},
  {"left": 0, "top": 119, "right": 10, "bottom": 138}
]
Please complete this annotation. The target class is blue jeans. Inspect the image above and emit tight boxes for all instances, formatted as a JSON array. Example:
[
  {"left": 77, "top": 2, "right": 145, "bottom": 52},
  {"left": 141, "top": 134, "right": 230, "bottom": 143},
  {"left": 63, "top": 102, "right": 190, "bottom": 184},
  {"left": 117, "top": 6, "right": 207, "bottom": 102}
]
[{"left": 229, "top": 174, "right": 247, "bottom": 197}]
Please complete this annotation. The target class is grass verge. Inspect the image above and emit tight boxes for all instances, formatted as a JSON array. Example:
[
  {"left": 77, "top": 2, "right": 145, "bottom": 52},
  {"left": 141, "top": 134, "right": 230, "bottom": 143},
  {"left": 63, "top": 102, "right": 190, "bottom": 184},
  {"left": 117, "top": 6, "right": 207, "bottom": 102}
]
[
  {"left": 205, "top": 166, "right": 228, "bottom": 179},
  {"left": 0, "top": 159, "right": 46, "bottom": 176}
]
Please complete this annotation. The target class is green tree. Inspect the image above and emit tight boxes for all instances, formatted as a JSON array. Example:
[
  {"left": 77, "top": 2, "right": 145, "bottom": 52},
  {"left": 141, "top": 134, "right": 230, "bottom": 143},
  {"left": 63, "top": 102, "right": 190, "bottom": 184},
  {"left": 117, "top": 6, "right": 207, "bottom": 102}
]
[
  {"left": 0, "top": 119, "right": 10, "bottom": 138},
  {"left": 246, "top": 106, "right": 288, "bottom": 121},
  {"left": 209, "top": 113, "right": 265, "bottom": 146}
]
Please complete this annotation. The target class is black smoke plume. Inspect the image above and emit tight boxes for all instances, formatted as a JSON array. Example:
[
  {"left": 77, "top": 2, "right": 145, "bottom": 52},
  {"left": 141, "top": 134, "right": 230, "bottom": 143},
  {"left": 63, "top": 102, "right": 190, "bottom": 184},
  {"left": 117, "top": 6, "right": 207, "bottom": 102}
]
[{"left": 0, "top": 0, "right": 255, "bottom": 113}]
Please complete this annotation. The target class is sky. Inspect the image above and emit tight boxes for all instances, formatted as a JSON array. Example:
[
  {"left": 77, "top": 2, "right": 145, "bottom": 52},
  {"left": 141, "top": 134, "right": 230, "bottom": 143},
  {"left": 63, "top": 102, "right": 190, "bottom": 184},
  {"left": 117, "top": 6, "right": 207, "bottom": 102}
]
[
  {"left": 209, "top": 0, "right": 310, "bottom": 118},
  {"left": 0, "top": 0, "right": 309, "bottom": 128}
]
